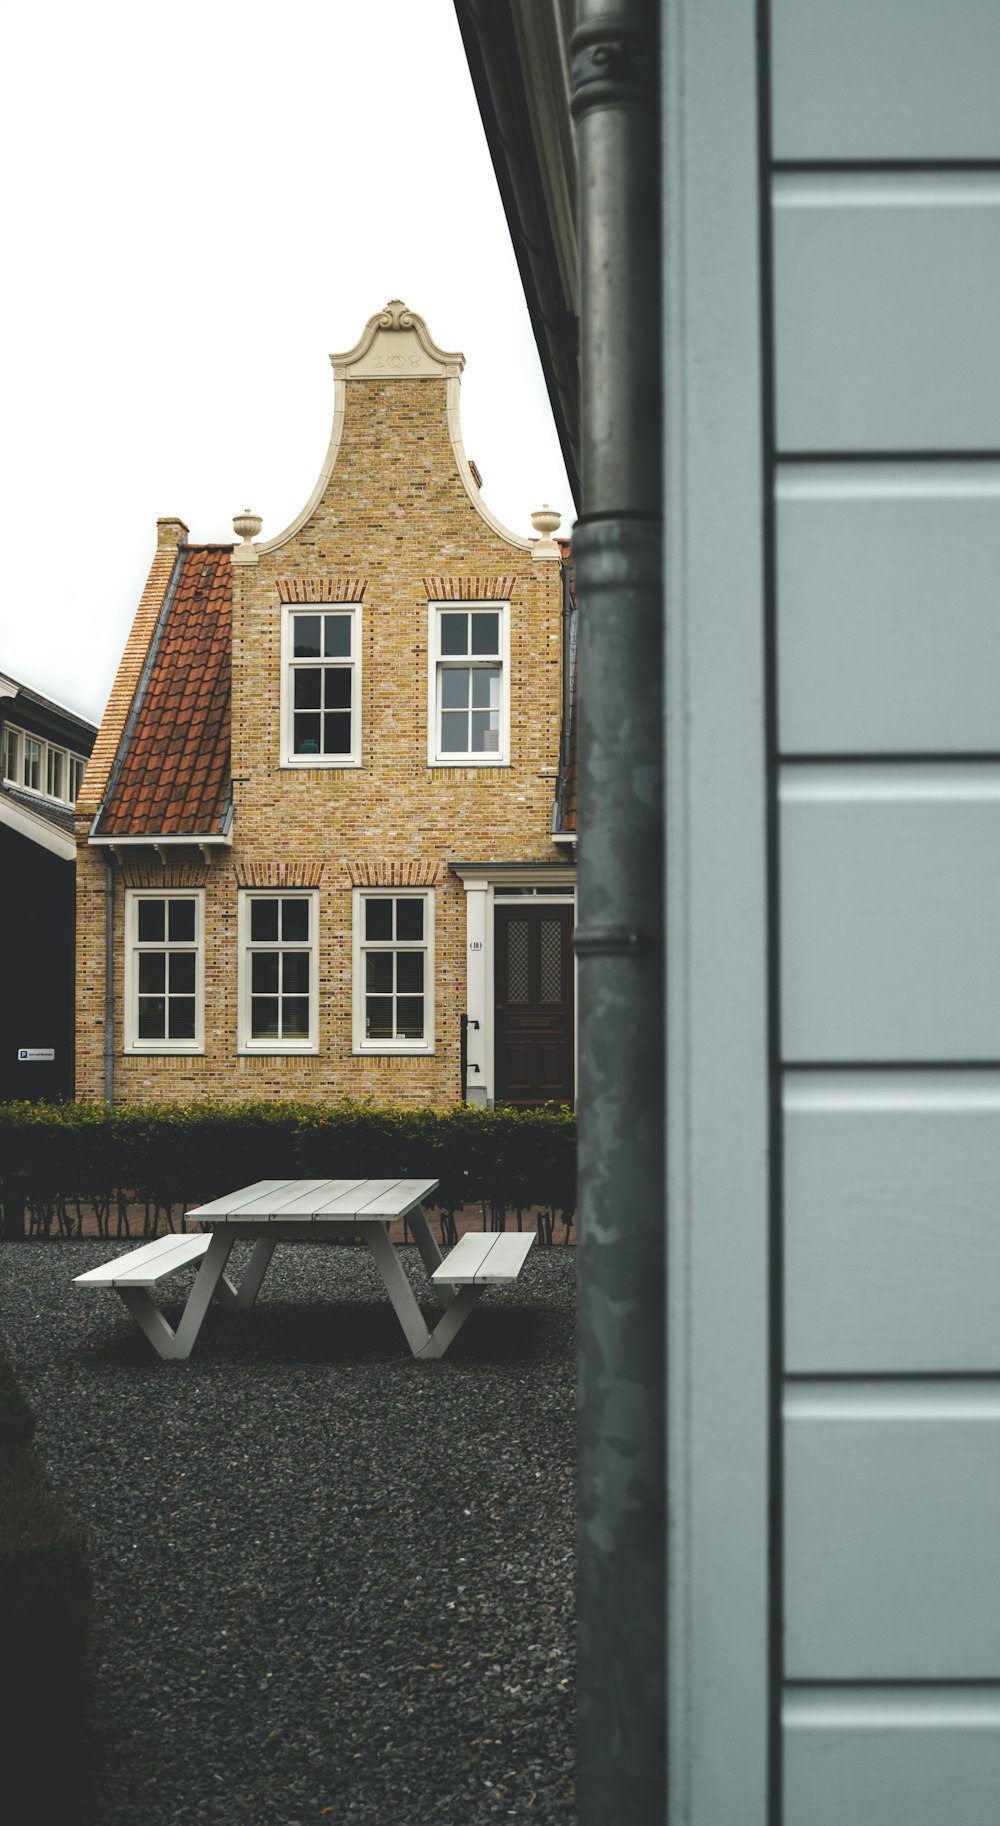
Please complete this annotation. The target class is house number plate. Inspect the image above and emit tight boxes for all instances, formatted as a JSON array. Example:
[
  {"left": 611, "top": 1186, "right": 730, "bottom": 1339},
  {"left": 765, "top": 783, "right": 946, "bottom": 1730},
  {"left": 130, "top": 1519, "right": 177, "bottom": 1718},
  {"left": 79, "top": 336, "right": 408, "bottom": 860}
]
[{"left": 469, "top": 940, "right": 483, "bottom": 951}]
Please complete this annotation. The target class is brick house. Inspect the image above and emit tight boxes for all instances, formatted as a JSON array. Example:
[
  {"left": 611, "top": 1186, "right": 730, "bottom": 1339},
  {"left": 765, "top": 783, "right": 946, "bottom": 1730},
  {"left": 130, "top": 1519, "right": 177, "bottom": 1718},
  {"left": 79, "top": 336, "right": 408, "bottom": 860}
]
[
  {"left": 75, "top": 302, "right": 576, "bottom": 1109},
  {"left": 1, "top": 672, "right": 96, "bottom": 1101}
]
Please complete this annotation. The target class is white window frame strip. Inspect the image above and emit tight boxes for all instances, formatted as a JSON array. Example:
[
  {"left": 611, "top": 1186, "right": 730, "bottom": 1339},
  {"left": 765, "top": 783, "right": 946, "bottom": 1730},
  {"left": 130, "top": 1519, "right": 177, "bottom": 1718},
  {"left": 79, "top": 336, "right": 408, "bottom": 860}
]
[
  {"left": 427, "top": 600, "right": 510, "bottom": 767},
  {"left": 237, "top": 889, "right": 320, "bottom": 1054},
  {"left": 124, "top": 889, "right": 205, "bottom": 1055},
  {"left": 1, "top": 722, "right": 89, "bottom": 807},
  {"left": 280, "top": 604, "right": 362, "bottom": 769},
  {"left": 352, "top": 887, "right": 435, "bottom": 1055}
]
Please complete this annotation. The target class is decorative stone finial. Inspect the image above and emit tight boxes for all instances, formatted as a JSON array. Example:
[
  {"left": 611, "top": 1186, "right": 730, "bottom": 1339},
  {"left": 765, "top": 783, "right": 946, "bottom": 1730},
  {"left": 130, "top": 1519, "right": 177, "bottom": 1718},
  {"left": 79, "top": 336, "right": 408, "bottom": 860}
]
[
  {"left": 232, "top": 508, "right": 263, "bottom": 567},
  {"left": 377, "top": 299, "right": 416, "bottom": 331},
  {"left": 531, "top": 504, "right": 562, "bottom": 561}
]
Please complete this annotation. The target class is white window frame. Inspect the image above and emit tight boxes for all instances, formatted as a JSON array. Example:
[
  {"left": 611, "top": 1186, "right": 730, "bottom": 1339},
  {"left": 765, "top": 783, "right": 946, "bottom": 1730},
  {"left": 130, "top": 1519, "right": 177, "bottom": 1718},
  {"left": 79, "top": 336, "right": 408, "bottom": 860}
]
[
  {"left": 352, "top": 888, "right": 435, "bottom": 1055},
  {"left": 238, "top": 889, "right": 320, "bottom": 1054},
  {"left": 427, "top": 601, "right": 510, "bottom": 767},
  {"left": 280, "top": 604, "right": 362, "bottom": 768},
  {"left": 2, "top": 722, "right": 90, "bottom": 807},
  {"left": 124, "top": 889, "right": 205, "bottom": 1055}
]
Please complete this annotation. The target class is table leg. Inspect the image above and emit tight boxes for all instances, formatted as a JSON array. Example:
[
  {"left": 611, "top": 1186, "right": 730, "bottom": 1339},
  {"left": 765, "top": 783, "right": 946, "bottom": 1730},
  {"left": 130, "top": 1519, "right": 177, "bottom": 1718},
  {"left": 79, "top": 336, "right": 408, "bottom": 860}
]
[
  {"left": 403, "top": 1202, "right": 457, "bottom": 1308},
  {"left": 364, "top": 1223, "right": 483, "bottom": 1360},
  {"left": 212, "top": 1238, "right": 276, "bottom": 1310}
]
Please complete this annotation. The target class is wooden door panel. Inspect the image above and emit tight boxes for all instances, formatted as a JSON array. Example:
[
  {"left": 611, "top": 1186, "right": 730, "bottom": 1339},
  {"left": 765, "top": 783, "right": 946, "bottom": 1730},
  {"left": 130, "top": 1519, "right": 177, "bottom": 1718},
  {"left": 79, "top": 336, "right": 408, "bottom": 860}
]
[{"left": 495, "top": 907, "right": 574, "bottom": 1106}]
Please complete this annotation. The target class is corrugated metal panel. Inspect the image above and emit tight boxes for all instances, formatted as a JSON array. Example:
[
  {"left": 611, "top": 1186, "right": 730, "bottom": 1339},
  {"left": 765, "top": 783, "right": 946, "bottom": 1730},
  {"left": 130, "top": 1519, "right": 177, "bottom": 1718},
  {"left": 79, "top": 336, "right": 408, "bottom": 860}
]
[
  {"left": 771, "top": 0, "right": 1000, "bottom": 160},
  {"left": 784, "top": 1688, "right": 1000, "bottom": 1826},
  {"left": 777, "top": 464, "right": 1000, "bottom": 754},
  {"left": 784, "top": 1072, "right": 1000, "bottom": 1371},
  {"left": 785, "top": 1383, "right": 1000, "bottom": 1678},
  {"left": 780, "top": 765, "right": 1000, "bottom": 1060},
  {"left": 773, "top": 174, "right": 1000, "bottom": 451}
]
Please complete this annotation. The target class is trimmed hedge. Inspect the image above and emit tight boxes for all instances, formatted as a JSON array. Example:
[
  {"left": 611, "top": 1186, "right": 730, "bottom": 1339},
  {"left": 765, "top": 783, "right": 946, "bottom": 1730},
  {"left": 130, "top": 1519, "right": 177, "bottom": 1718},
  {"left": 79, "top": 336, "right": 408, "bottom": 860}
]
[
  {"left": 0, "top": 1348, "right": 94, "bottom": 1815},
  {"left": 0, "top": 1098, "right": 577, "bottom": 1242}
]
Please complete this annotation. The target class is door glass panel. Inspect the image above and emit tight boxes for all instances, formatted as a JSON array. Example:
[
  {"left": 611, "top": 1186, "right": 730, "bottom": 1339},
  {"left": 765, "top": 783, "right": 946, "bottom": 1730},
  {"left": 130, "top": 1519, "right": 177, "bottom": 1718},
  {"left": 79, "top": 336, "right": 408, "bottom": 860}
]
[
  {"left": 540, "top": 921, "right": 563, "bottom": 1003},
  {"left": 507, "top": 920, "right": 529, "bottom": 1001}
]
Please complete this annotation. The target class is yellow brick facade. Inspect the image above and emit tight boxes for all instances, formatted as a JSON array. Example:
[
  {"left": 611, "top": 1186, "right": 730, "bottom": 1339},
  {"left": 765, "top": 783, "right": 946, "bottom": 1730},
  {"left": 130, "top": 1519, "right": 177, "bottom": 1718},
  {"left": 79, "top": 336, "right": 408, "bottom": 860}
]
[{"left": 76, "top": 306, "right": 573, "bottom": 1107}]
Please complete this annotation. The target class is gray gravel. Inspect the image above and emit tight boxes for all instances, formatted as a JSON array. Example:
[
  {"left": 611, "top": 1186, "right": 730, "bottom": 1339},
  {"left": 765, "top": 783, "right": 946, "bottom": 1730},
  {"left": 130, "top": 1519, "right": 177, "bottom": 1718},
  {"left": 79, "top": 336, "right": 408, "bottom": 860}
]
[{"left": 0, "top": 1239, "right": 576, "bottom": 1825}]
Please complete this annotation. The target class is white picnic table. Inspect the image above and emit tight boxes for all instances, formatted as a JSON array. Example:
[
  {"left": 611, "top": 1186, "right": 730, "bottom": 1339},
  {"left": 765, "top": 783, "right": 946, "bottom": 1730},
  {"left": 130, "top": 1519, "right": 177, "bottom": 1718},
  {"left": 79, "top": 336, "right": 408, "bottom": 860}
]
[{"left": 73, "top": 1177, "right": 535, "bottom": 1361}]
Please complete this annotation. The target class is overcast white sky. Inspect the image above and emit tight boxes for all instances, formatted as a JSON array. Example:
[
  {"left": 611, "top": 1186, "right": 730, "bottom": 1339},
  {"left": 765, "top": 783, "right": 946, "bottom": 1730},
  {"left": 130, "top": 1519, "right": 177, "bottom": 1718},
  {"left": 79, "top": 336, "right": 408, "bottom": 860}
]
[{"left": 0, "top": 0, "right": 570, "bottom": 726}]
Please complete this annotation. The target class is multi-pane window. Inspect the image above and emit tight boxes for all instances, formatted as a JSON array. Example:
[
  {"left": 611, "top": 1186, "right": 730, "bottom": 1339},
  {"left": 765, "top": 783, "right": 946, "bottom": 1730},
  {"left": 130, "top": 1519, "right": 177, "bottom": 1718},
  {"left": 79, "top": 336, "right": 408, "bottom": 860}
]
[
  {"left": 2, "top": 723, "right": 89, "bottom": 806},
  {"left": 22, "top": 737, "right": 41, "bottom": 792},
  {"left": 239, "top": 892, "right": 318, "bottom": 1052},
  {"left": 125, "top": 892, "right": 203, "bottom": 1053},
  {"left": 353, "top": 890, "right": 434, "bottom": 1053},
  {"left": 429, "top": 605, "right": 509, "bottom": 764},
  {"left": 282, "top": 609, "right": 360, "bottom": 766}
]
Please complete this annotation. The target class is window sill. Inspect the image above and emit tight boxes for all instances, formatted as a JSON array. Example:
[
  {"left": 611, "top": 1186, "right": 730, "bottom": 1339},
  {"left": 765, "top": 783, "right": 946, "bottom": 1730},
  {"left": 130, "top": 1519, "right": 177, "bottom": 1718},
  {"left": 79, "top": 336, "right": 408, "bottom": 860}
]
[
  {"left": 280, "top": 757, "right": 362, "bottom": 771},
  {"left": 427, "top": 758, "right": 510, "bottom": 770},
  {"left": 124, "top": 1045, "right": 204, "bottom": 1056},
  {"left": 238, "top": 1044, "right": 320, "bottom": 1056},
  {"left": 352, "top": 1044, "right": 435, "bottom": 1058}
]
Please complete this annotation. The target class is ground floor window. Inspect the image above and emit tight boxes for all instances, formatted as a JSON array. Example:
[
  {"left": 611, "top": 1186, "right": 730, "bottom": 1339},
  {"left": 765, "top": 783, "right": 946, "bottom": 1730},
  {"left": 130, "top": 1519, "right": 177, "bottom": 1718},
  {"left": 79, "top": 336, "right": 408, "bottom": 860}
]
[
  {"left": 238, "top": 891, "right": 319, "bottom": 1052},
  {"left": 352, "top": 889, "right": 434, "bottom": 1053},
  {"left": 124, "top": 890, "right": 204, "bottom": 1053}
]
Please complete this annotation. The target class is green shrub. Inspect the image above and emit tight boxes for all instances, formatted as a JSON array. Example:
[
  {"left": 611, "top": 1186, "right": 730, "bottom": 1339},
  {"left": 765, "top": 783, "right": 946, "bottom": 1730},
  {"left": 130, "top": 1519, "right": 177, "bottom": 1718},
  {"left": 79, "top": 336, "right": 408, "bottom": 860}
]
[{"left": 0, "top": 1097, "right": 576, "bottom": 1240}]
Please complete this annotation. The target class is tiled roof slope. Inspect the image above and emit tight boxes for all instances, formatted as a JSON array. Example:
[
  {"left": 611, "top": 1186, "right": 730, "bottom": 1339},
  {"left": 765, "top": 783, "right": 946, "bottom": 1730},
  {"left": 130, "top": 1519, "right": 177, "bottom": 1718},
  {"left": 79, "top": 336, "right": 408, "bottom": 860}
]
[
  {"left": 97, "top": 546, "right": 232, "bottom": 836},
  {"left": 77, "top": 533, "right": 183, "bottom": 818}
]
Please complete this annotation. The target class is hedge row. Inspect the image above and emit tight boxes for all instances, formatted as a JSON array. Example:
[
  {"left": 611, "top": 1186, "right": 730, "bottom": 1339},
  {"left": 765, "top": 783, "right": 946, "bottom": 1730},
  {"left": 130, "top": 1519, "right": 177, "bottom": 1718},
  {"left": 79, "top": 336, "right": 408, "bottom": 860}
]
[
  {"left": 0, "top": 1099, "right": 577, "bottom": 1242},
  {"left": 0, "top": 1348, "right": 94, "bottom": 1814}
]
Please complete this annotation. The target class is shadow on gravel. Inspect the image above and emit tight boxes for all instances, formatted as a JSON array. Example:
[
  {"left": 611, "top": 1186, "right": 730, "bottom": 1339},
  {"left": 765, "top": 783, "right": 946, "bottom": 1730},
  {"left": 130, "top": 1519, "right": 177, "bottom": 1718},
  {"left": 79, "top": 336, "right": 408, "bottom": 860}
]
[{"left": 75, "top": 1298, "right": 554, "bottom": 1370}]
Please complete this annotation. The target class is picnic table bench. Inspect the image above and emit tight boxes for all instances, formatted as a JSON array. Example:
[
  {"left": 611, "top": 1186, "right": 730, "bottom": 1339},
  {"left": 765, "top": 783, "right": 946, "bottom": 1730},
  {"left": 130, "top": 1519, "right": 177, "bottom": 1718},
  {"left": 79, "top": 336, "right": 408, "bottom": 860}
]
[{"left": 73, "top": 1178, "right": 535, "bottom": 1362}]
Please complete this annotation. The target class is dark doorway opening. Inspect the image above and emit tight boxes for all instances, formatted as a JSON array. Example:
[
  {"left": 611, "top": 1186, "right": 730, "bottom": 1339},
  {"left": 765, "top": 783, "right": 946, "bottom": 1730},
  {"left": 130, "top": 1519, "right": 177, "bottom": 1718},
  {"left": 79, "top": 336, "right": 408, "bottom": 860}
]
[{"left": 494, "top": 904, "right": 574, "bottom": 1106}]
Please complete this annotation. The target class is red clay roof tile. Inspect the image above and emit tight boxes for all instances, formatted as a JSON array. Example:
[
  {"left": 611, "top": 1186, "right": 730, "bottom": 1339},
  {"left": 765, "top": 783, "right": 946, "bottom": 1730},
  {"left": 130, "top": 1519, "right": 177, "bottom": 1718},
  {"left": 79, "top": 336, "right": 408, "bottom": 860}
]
[{"left": 97, "top": 545, "right": 232, "bottom": 837}]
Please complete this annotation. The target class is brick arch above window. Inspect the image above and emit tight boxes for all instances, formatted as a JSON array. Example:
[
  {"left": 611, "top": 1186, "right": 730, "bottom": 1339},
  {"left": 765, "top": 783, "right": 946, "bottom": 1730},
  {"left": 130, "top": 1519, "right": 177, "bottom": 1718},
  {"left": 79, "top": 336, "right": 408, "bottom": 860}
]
[
  {"left": 423, "top": 575, "right": 517, "bottom": 601},
  {"left": 276, "top": 578, "right": 366, "bottom": 603},
  {"left": 233, "top": 861, "right": 326, "bottom": 888},
  {"left": 347, "top": 860, "right": 440, "bottom": 888}
]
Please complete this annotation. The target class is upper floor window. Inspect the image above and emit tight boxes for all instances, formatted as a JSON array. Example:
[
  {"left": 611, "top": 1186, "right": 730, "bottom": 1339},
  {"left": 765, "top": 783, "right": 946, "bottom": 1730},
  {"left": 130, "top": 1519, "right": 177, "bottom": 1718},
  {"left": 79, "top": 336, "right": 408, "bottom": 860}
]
[
  {"left": 124, "top": 891, "right": 204, "bottom": 1054},
  {"left": 428, "top": 603, "right": 510, "bottom": 766},
  {"left": 238, "top": 891, "right": 319, "bottom": 1053},
  {"left": 352, "top": 889, "right": 434, "bottom": 1054},
  {"left": 2, "top": 722, "right": 89, "bottom": 807},
  {"left": 281, "top": 608, "right": 361, "bottom": 767}
]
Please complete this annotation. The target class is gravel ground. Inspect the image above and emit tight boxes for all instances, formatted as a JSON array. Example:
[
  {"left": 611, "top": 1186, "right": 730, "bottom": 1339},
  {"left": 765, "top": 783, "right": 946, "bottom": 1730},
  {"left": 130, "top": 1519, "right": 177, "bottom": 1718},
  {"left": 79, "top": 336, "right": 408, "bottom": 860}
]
[{"left": 0, "top": 1239, "right": 576, "bottom": 1826}]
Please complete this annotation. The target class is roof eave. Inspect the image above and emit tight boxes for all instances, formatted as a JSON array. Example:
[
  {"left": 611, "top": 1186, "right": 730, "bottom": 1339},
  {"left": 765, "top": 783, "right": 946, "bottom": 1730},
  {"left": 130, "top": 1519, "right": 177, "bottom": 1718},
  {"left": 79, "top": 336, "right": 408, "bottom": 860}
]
[{"left": 453, "top": 0, "right": 581, "bottom": 507}]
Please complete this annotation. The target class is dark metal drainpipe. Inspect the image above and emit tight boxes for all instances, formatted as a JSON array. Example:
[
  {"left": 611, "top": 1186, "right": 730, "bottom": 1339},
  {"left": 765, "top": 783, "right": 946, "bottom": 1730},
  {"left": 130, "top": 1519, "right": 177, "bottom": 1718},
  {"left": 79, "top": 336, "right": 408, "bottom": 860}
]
[
  {"left": 104, "top": 855, "right": 115, "bottom": 1103},
  {"left": 571, "top": 4, "right": 665, "bottom": 1823}
]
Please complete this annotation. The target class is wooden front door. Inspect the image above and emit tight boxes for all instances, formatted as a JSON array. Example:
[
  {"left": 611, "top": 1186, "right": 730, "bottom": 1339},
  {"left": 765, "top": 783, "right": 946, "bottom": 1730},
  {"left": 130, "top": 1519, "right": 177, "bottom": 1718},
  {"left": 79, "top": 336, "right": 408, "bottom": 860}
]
[{"left": 494, "top": 905, "right": 574, "bottom": 1106}]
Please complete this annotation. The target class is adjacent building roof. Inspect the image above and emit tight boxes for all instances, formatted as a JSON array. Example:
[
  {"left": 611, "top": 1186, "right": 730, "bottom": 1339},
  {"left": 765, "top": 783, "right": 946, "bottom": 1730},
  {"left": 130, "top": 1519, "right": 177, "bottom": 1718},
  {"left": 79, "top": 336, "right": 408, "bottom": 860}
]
[
  {"left": 453, "top": 0, "right": 580, "bottom": 507},
  {"left": 0, "top": 669, "right": 97, "bottom": 858},
  {"left": 93, "top": 545, "right": 233, "bottom": 839}
]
